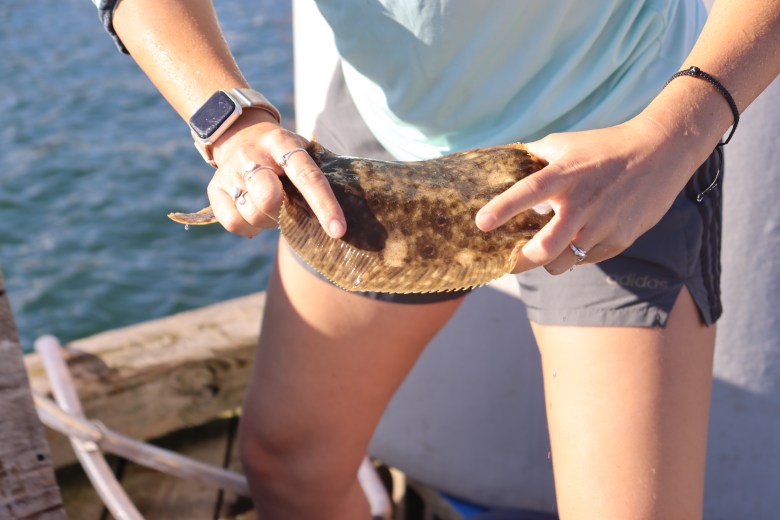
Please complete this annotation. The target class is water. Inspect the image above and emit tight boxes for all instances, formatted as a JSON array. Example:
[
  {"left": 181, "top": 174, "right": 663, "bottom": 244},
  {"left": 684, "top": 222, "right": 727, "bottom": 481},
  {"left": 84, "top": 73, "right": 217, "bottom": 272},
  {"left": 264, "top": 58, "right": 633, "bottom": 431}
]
[{"left": 1, "top": 0, "right": 294, "bottom": 350}]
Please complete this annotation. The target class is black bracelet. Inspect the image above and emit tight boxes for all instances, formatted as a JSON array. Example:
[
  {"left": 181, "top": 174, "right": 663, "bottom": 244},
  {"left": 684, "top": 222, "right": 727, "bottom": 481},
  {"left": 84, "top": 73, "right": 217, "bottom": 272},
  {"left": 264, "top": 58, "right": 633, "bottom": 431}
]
[{"left": 664, "top": 66, "right": 740, "bottom": 145}]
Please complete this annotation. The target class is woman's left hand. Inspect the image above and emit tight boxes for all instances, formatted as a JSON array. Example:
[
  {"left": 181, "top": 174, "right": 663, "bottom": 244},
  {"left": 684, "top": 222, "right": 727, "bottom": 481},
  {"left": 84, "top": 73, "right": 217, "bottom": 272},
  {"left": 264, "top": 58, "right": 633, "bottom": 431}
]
[{"left": 475, "top": 116, "right": 708, "bottom": 274}]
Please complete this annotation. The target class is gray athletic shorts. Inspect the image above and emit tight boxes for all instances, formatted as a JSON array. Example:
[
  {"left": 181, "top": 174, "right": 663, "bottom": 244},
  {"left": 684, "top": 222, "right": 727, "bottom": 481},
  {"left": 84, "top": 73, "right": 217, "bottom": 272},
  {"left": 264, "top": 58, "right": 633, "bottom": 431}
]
[{"left": 298, "top": 64, "right": 723, "bottom": 327}]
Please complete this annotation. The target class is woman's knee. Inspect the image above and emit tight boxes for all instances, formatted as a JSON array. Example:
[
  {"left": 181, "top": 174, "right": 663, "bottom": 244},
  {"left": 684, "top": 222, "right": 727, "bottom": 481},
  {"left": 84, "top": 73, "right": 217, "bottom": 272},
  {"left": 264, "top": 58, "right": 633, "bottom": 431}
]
[
  {"left": 238, "top": 416, "right": 306, "bottom": 485},
  {"left": 237, "top": 414, "right": 360, "bottom": 498},
  {"left": 237, "top": 418, "right": 371, "bottom": 518}
]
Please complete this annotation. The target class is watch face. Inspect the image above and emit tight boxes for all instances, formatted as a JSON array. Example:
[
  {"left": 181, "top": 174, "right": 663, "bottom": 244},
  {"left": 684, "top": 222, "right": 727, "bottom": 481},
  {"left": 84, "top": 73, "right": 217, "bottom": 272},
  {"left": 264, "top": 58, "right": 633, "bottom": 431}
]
[{"left": 189, "top": 91, "right": 238, "bottom": 140}]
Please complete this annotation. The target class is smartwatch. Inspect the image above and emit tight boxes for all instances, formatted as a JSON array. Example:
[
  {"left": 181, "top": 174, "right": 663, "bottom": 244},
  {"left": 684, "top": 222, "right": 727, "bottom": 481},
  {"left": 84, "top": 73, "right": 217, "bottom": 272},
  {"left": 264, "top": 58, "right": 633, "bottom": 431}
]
[{"left": 188, "top": 88, "right": 281, "bottom": 167}]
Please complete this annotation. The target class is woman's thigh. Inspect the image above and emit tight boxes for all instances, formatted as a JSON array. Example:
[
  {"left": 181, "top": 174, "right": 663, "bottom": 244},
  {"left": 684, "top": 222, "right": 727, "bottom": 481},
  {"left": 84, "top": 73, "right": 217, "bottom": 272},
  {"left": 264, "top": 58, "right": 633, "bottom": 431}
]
[
  {"left": 532, "top": 287, "right": 716, "bottom": 520},
  {"left": 241, "top": 237, "right": 464, "bottom": 474}
]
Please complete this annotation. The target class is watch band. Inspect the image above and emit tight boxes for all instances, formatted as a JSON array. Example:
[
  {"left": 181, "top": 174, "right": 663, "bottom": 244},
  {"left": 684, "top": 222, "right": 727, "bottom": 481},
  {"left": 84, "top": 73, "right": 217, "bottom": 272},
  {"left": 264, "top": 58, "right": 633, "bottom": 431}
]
[
  {"left": 231, "top": 88, "right": 281, "bottom": 125},
  {"left": 189, "top": 87, "right": 281, "bottom": 167}
]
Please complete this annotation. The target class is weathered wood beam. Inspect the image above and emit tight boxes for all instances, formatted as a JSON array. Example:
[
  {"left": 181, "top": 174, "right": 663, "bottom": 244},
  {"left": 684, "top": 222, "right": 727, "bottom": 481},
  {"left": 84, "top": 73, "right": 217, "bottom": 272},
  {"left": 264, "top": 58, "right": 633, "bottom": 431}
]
[
  {"left": 25, "top": 292, "right": 265, "bottom": 469},
  {"left": 0, "top": 267, "right": 66, "bottom": 518}
]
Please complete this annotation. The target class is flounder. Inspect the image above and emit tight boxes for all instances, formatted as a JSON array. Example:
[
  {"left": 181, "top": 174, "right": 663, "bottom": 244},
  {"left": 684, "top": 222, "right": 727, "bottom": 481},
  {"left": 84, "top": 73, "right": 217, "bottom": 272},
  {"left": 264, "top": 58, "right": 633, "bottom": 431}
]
[{"left": 168, "top": 140, "right": 552, "bottom": 293}]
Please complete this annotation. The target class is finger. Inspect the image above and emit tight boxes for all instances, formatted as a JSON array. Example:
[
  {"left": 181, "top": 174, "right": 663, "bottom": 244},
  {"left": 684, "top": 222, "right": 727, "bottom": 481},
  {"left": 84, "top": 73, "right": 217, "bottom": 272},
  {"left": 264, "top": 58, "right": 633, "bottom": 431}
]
[
  {"left": 272, "top": 145, "right": 346, "bottom": 238},
  {"left": 475, "top": 164, "right": 567, "bottom": 231},
  {"left": 513, "top": 209, "right": 583, "bottom": 271},
  {"left": 208, "top": 183, "right": 260, "bottom": 237},
  {"left": 525, "top": 138, "right": 564, "bottom": 164},
  {"left": 542, "top": 218, "right": 630, "bottom": 274},
  {"left": 235, "top": 191, "right": 279, "bottom": 230},
  {"left": 241, "top": 166, "right": 284, "bottom": 228},
  {"left": 543, "top": 239, "right": 590, "bottom": 275}
]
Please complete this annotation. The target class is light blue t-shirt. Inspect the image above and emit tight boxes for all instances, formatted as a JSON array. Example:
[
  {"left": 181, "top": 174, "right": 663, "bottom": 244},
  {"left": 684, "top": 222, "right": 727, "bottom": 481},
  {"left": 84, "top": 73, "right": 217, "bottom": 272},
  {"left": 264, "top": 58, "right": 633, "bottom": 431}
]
[{"left": 315, "top": 0, "right": 707, "bottom": 160}]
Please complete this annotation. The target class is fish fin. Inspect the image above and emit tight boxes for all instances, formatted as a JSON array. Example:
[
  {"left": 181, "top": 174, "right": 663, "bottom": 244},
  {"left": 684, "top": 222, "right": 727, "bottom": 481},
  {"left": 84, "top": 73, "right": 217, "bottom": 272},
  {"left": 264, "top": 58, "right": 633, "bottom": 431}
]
[
  {"left": 354, "top": 261, "right": 505, "bottom": 294},
  {"left": 167, "top": 206, "right": 217, "bottom": 225},
  {"left": 281, "top": 200, "right": 515, "bottom": 293},
  {"left": 280, "top": 201, "right": 385, "bottom": 291}
]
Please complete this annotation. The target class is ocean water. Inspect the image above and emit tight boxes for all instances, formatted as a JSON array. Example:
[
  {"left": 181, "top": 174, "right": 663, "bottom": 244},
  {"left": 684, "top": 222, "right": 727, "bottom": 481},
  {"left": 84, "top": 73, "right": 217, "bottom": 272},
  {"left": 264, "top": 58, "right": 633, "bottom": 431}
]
[{"left": 1, "top": 0, "right": 294, "bottom": 350}]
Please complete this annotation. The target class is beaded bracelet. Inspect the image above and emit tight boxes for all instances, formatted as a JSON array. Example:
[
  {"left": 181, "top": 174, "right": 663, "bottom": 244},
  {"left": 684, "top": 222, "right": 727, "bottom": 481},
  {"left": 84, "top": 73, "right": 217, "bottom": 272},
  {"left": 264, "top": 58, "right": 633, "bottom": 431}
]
[{"left": 664, "top": 66, "right": 740, "bottom": 144}]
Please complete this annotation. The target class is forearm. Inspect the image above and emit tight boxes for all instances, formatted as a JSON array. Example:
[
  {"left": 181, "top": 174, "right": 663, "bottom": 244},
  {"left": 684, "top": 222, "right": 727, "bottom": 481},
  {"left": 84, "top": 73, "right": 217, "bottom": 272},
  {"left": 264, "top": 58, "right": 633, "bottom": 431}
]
[
  {"left": 639, "top": 0, "right": 780, "bottom": 170},
  {"left": 112, "top": 0, "right": 249, "bottom": 120},
  {"left": 690, "top": 0, "right": 780, "bottom": 109}
]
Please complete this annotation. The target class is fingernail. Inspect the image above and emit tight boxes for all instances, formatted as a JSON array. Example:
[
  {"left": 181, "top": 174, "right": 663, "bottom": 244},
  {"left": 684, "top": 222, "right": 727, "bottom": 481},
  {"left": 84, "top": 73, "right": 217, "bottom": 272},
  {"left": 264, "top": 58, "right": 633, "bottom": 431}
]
[
  {"left": 532, "top": 201, "right": 553, "bottom": 215},
  {"left": 329, "top": 219, "right": 346, "bottom": 238},
  {"left": 476, "top": 212, "right": 497, "bottom": 231}
]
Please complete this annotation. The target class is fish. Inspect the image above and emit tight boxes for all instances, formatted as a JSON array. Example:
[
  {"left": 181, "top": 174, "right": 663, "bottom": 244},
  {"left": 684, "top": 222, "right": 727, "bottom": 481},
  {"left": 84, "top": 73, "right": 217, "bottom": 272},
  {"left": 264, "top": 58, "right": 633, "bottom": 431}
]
[{"left": 168, "top": 139, "right": 552, "bottom": 293}]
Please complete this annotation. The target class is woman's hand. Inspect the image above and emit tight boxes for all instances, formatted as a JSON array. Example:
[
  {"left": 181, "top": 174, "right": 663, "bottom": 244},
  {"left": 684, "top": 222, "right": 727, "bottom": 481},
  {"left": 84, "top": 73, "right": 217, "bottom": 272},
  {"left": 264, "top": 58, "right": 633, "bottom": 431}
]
[
  {"left": 205, "top": 109, "right": 346, "bottom": 239},
  {"left": 476, "top": 116, "right": 708, "bottom": 275}
]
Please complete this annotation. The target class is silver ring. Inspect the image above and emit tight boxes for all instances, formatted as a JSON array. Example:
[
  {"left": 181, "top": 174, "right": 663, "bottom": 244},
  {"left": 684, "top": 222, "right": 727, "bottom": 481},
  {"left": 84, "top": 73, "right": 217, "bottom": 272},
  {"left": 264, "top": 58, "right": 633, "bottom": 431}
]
[
  {"left": 242, "top": 162, "right": 274, "bottom": 182},
  {"left": 279, "top": 147, "right": 307, "bottom": 167},
  {"left": 229, "top": 185, "right": 242, "bottom": 202},
  {"left": 569, "top": 242, "right": 588, "bottom": 262}
]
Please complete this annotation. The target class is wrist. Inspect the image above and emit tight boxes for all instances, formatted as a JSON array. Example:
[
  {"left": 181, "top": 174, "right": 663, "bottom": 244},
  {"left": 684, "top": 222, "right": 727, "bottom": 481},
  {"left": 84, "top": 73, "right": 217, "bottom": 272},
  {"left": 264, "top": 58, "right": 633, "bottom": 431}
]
[
  {"left": 635, "top": 77, "right": 734, "bottom": 167},
  {"left": 639, "top": 76, "right": 733, "bottom": 151},
  {"left": 188, "top": 87, "right": 281, "bottom": 168},
  {"left": 211, "top": 108, "right": 280, "bottom": 167},
  {"left": 665, "top": 66, "right": 740, "bottom": 144}
]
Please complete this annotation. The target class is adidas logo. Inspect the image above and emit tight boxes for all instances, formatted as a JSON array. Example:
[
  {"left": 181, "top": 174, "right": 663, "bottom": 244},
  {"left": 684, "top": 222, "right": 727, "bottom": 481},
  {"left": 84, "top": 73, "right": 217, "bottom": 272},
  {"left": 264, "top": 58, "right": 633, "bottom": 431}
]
[{"left": 606, "top": 273, "right": 669, "bottom": 290}]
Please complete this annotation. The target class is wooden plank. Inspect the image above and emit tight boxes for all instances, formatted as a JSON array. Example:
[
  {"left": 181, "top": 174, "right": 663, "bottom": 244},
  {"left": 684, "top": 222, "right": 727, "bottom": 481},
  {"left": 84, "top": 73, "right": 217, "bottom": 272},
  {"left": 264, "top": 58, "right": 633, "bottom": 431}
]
[
  {"left": 0, "top": 267, "right": 66, "bottom": 519},
  {"left": 56, "top": 459, "right": 115, "bottom": 520},
  {"left": 115, "top": 418, "right": 234, "bottom": 519},
  {"left": 25, "top": 292, "right": 266, "bottom": 469},
  {"left": 217, "top": 417, "right": 256, "bottom": 520},
  {"left": 55, "top": 419, "right": 257, "bottom": 520}
]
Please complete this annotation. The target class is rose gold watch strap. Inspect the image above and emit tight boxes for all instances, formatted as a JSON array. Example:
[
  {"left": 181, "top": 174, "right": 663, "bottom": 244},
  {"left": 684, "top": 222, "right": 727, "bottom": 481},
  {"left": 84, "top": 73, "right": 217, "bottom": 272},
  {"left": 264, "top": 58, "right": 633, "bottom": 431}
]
[{"left": 233, "top": 88, "right": 281, "bottom": 124}]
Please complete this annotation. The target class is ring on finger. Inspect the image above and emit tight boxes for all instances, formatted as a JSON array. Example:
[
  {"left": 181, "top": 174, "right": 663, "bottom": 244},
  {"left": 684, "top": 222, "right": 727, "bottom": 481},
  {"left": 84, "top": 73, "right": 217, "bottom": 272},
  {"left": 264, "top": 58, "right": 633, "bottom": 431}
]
[
  {"left": 242, "top": 162, "right": 274, "bottom": 183},
  {"left": 228, "top": 186, "right": 246, "bottom": 205},
  {"left": 569, "top": 242, "right": 588, "bottom": 262},
  {"left": 279, "top": 147, "right": 307, "bottom": 167}
]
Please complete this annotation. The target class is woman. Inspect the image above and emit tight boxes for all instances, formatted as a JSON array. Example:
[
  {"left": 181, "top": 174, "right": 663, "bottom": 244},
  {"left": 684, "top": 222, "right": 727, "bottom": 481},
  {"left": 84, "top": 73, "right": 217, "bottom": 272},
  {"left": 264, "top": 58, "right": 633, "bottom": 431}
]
[{"left": 94, "top": 0, "right": 780, "bottom": 518}]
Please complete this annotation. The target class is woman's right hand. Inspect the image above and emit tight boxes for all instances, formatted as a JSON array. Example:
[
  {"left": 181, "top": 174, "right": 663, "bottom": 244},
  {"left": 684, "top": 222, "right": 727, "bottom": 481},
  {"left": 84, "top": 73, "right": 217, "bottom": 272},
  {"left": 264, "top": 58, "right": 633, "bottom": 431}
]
[
  {"left": 204, "top": 109, "right": 347, "bottom": 239},
  {"left": 110, "top": 1, "right": 346, "bottom": 240}
]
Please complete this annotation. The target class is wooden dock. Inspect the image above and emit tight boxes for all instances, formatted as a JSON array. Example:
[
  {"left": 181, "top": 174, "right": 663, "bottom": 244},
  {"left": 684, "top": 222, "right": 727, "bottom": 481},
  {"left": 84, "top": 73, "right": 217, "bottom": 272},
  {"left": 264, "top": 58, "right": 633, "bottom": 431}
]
[
  {"left": 24, "top": 292, "right": 265, "bottom": 470},
  {"left": 56, "top": 417, "right": 256, "bottom": 520},
  {"left": 23, "top": 291, "right": 264, "bottom": 519},
  {"left": 0, "top": 266, "right": 66, "bottom": 518}
]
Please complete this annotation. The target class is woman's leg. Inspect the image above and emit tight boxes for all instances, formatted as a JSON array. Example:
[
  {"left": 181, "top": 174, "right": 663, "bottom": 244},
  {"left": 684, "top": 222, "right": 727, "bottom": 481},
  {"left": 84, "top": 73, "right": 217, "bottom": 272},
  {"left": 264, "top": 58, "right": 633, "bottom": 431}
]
[
  {"left": 533, "top": 287, "right": 716, "bottom": 520},
  {"left": 238, "top": 239, "right": 464, "bottom": 520}
]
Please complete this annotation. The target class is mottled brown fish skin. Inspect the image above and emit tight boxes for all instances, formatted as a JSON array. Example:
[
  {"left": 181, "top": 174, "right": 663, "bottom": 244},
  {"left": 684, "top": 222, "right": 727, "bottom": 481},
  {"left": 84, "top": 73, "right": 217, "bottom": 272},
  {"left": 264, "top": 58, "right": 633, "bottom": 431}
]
[
  {"left": 168, "top": 140, "right": 551, "bottom": 293},
  {"left": 279, "top": 140, "right": 551, "bottom": 293}
]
